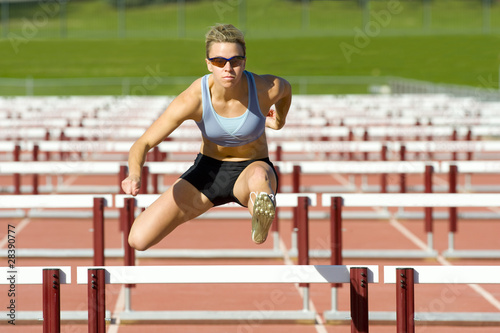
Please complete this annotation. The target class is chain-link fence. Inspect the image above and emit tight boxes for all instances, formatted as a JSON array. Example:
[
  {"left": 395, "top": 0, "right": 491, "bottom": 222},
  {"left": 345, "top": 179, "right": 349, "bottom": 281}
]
[{"left": 1, "top": 0, "right": 499, "bottom": 40}]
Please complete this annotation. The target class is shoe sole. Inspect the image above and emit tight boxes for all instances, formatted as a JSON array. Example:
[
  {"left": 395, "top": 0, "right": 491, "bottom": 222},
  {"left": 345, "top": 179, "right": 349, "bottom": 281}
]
[{"left": 251, "top": 193, "right": 275, "bottom": 244}]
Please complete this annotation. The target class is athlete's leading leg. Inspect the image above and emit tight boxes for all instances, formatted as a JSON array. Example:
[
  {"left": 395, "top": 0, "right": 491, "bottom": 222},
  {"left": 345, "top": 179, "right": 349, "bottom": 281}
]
[
  {"left": 128, "top": 178, "right": 214, "bottom": 251},
  {"left": 233, "top": 161, "right": 278, "bottom": 244}
]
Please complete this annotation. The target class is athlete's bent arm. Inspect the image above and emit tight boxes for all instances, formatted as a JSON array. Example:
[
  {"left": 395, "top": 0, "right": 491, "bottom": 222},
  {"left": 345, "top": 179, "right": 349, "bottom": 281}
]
[{"left": 264, "top": 76, "right": 292, "bottom": 131}]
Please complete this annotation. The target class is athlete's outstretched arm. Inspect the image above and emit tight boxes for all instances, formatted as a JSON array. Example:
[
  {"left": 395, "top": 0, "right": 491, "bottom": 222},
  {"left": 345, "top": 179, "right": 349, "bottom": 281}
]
[{"left": 122, "top": 80, "right": 202, "bottom": 195}]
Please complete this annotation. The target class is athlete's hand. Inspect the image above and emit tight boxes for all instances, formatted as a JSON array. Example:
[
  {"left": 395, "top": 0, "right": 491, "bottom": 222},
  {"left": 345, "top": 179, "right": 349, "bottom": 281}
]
[
  {"left": 265, "top": 108, "right": 279, "bottom": 130},
  {"left": 121, "top": 175, "right": 141, "bottom": 196}
]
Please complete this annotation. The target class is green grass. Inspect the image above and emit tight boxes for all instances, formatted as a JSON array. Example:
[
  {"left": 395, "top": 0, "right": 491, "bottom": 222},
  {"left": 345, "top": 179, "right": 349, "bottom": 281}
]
[
  {"left": 1, "top": 35, "right": 498, "bottom": 81},
  {"left": 0, "top": 0, "right": 499, "bottom": 95}
]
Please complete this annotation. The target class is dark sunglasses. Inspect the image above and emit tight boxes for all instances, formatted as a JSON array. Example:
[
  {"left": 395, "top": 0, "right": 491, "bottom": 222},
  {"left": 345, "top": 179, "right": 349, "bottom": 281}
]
[{"left": 208, "top": 55, "right": 246, "bottom": 68}]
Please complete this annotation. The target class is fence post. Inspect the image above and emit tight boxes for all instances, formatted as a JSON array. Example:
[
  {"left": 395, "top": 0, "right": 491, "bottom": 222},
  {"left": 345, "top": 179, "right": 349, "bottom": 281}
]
[
  {"left": 118, "top": 0, "right": 126, "bottom": 38},
  {"left": 302, "top": 0, "right": 310, "bottom": 30},
  {"left": 60, "top": 0, "right": 67, "bottom": 38},
  {"left": 238, "top": 0, "right": 246, "bottom": 33},
  {"left": 482, "top": 0, "right": 491, "bottom": 34},
  {"left": 362, "top": 0, "right": 370, "bottom": 28},
  {"left": 1, "top": 2, "right": 9, "bottom": 38},
  {"left": 177, "top": 0, "right": 185, "bottom": 38},
  {"left": 26, "top": 76, "right": 34, "bottom": 96},
  {"left": 423, "top": 0, "right": 431, "bottom": 31}
]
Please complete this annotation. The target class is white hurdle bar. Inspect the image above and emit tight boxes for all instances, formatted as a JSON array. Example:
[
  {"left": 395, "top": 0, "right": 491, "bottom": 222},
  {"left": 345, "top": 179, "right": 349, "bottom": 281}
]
[
  {"left": 77, "top": 265, "right": 378, "bottom": 330},
  {"left": 0, "top": 267, "right": 72, "bottom": 329},
  {"left": 322, "top": 193, "right": 500, "bottom": 208},
  {"left": 0, "top": 161, "right": 126, "bottom": 194},
  {"left": 385, "top": 266, "right": 500, "bottom": 330},
  {"left": 0, "top": 195, "right": 112, "bottom": 265},
  {"left": 321, "top": 193, "right": 500, "bottom": 259},
  {"left": 115, "top": 194, "right": 316, "bottom": 315},
  {"left": 5, "top": 159, "right": 500, "bottom": 196}
]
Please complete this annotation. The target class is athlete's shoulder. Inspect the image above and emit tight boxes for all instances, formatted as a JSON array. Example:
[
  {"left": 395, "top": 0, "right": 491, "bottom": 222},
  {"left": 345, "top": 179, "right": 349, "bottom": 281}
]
[
  {"left": 167, "top": 76, "right": 205, "bottom": 122},
  {"left": 250, "top": 73, "right": 290, "bottom": 103},
  {"left": 177, "top": 76, "right": 204, "bottom": 103}
]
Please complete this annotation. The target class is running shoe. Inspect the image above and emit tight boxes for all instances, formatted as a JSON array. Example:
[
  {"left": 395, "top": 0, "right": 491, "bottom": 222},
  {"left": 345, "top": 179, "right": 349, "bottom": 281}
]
[{"left": 250, "top": 192, "right": 276, "bottom": 244}]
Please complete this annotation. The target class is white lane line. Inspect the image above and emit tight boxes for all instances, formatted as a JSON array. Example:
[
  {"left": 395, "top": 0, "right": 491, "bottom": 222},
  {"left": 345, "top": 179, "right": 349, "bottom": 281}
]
[
  {"left": 386, "top": 209, "right": 500, "bottom": 312},
  {"left": 279, "top": 238, "right": 328, "bottom": 333},
  {"left": 432, "top": 174, "right": 500, "bottom": 310},
  {"left": 435, "top": 255, "right": 500, "bottom": 311},
  {"left": 387, "top": 214, "right": 429, "bottom": 251},
  {"left": 337, "top": 172, "right": 500, "bottom": 313},
  {"left": 106, "top": 285, "right": 125, "bottom": 333},
  {"left": 0, "top": 218, "right": 31, "bottom": 248}
]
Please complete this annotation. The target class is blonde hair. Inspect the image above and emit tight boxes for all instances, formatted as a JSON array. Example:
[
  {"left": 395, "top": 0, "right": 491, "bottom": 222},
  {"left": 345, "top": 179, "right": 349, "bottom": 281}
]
[{"left": 205, "top": 24, "right": 246, "bottom": 58}]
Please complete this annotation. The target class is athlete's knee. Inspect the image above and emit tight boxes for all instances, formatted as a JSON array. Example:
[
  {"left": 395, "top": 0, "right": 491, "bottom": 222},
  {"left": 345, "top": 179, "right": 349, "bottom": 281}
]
[{"left": 248, "top": 165, "right": 271, "bottom": 184}]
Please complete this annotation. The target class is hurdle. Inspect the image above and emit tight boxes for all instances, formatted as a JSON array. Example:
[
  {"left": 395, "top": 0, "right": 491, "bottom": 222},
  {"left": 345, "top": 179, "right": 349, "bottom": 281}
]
[
  {"left": 321, "top": 193, "right": 500, "bottom": 259},
  {"left": 113, "top": 194, "right": 317, "bottom": 318},
  {"left": 77, "top": 264, "right": 378, "bottom": 329},
  {"left": 0, "top": 267, "right": 72, "bottom": 329},
  {"left": 0, "top": 161, "right": 124, "bottom": 195},
  {"left": 0, "top": 128, "right": 48, "bottom": 141},
  {"left": 385, "top": 266, "right": 500, "bottom": 330},
  {"left": 270, "top": 141, "right": 385, "bottom": 162},
  {"left": 441, "top": 160, "right": 500, "bottom": 193},
  {"left": 396, "top": 140, "right": 500, "bottom": 161},
  {"left": 280, "top": 160, "right": 440, "bottom": 197},
  {"left": 440, "top": 161, "right": 500, "bottom": 258},
  {"left": 284, "top": 162, "right": 437, "bottom": 260},
  {"left": 0, "top": 195, "right": 112, "bottom": 265}
]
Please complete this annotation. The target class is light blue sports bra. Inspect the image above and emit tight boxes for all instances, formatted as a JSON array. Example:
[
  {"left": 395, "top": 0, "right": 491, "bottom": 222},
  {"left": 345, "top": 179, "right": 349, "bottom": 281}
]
[{"left": 196, "top": 70, "right": 265, "bottom": 147}]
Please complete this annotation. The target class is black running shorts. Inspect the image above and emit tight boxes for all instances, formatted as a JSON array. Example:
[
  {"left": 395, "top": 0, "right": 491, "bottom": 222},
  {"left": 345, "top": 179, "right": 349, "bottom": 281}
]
[{"left": 180, "top": 153, "right": 278, "bottom": 207}]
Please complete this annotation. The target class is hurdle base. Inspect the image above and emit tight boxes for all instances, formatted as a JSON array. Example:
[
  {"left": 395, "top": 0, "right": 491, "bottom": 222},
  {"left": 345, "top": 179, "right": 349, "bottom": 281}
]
[
  {"left": 288, "top": 249, "right": 438, "bottom": 259},
  {"left": 2, "top": 248, "right": 285, "bottom": 259},
  {"left": 442, "top": 249, "right": 500, "bottom": 259},
  {"left": 414, "top": 312, "right": 500, "bottom": 326},
  {"left": 118, "top": 310, "right": 317, "bottom": 324},
  {"left": 0, "top": 310, "right": 111, "bottom": 324},
  {"left": 323, "top": 311, "right": 396, "bottom": 325},
  {"left": 324, "top": 311, "right": 500, "bottom": 326},
  {"left": 395, "top": 211, "right": 500, "bottom": 220},
  {"left": 135, "top": 248, "right": 284, "bottom": 259}
]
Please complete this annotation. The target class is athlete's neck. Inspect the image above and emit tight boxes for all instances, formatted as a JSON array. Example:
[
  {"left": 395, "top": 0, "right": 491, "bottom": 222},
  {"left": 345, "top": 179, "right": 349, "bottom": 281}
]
[{"left": 211, "top": 71, "right": 247, "bottom": 102}]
